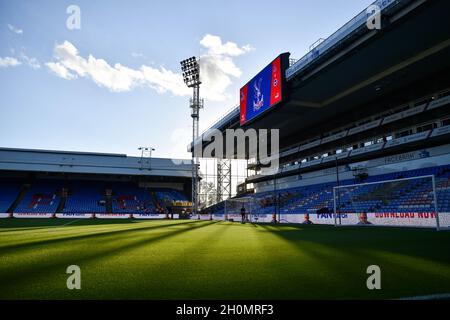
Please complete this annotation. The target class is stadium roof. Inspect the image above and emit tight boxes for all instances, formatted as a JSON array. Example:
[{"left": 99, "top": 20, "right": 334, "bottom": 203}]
[
  {"left": 192, "top": 0, "right": 450, "bottom": 153},
  {"left": 0, "top": 147, "right": 192, "bottom": 178}
]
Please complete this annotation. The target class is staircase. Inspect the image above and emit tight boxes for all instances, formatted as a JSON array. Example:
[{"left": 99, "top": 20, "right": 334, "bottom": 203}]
[
  {"left": 7, "top": 183, "right": 30, "bottom": 213},
  {"left": 56, "top": 188, "right": 68, "bottom": 213}
]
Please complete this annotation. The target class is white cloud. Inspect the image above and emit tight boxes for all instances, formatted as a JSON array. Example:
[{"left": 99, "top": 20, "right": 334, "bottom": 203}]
[
  {"left": 45, "top": 35, "right": 253, "bottom": 100},
  {"left": 0, "top": 51, "right": 40, "bottom": 70},
  {"left": 0, "top": 57, "right": 21, "bottom": 68},
  {"left": 141, "top": 65, "right": 188, "bottom": 95},
  {"left": 200, "top": 34, "right": 253, "bottom": 57},
  {"left": 7, "top": 24, "right": 23, "bottom": 35},
  {"left": 198, "top": 34, "right": 253, "bottom": 101},
  {"left": 21, "top": 53, "right": 41, "bottom": 70},
  {"left": 45, "top": 40, "right": 188, "bottom": 94},
  {"left": 46, "top": 62, "right": 77, "bottom": 80}
]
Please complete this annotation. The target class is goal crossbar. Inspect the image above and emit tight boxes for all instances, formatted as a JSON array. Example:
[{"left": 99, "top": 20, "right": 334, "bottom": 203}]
[{"left": 332, "top": 175, "right": 441, "bottom": 231}]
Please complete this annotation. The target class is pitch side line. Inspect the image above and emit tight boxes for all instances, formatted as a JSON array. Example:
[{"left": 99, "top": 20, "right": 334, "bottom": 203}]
[
  {"left": 61, "top": 219, "right": 82, "bottom": 227},
  {"left": 396, "top": 293, "right": 450, "bottom": 300}
]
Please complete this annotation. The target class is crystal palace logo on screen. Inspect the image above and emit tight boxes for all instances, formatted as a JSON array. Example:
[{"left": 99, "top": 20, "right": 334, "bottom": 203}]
[
  {"left": 240, "top": 54, "right": 286, "bottom": 125},
  {"left": 253, "top": 78, "right": 264, "bottom": 112}
]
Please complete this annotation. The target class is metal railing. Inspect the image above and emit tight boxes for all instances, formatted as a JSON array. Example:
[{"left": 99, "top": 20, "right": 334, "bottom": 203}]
[{"left": 286, "top": 0, "right": 402, "bottom": 79}]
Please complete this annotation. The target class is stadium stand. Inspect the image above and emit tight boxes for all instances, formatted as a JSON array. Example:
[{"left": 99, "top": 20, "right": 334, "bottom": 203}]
[
  {"left": 154, "top": 189, "right": 190, "bottom": 213},
  {"left": 209, "top": 165, "right": 450, "bottom": 216},
  {"left": 14, "top": 180, "right": 62, "bottom": 213},
  {"left": 246, "top": 90, "right": 450, "bottom": 180},
  {"left": 0, "top": 178, "right": 191, "bottom": 214},
  {"left": 0, "top": 148, "right": 193, "bottom": 216},
  {"left": 63, "top": 181, "right": 106, "bottom": 214},
  {"left": 0, "top": 180, "right": 22, "bottom": 212},
  {"left": 156, "top": 189, "right": 189, "bottom": 203},
  {"left": 111, "top": 183, "right": 156, "bottom": 213}
]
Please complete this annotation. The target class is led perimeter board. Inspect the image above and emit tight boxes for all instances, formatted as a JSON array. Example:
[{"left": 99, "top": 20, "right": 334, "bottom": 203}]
[{"left": 240, "top": 53, "right": 290, "bottom": 126}]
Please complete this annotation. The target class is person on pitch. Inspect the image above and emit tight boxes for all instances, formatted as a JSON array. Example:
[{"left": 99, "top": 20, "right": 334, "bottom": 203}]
[{"left": 241, "top": 205, "right": 246, "bottom": 224}]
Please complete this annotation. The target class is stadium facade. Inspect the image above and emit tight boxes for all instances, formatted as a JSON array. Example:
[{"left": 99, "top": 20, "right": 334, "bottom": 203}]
[
  {"left": 194, "top": 0, "right": 450, "bottom": 229},
  {"left": 0, "top": 148, "right": 193, "bottom": 219}
]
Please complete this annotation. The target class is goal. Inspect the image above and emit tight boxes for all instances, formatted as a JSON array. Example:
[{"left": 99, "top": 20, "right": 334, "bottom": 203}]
[
  {"left": 224, "top": 197, "right": 272, "bottom": 223},
  {"left": 332, "top": 175, "right": 447, "bottom": 231}
]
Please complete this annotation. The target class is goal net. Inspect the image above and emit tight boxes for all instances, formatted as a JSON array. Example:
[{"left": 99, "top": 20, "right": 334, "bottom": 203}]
[
  {"left": 333, "top": 175, "right": 449, "bottom": 230},
  {"left": 224, "top": 197, "right": 272, "bottom": 223}
]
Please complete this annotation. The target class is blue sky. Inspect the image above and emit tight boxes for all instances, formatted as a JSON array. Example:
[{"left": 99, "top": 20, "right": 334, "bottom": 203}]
[{"left": 0, "top": 0, "right": 373, "bottom": 159}]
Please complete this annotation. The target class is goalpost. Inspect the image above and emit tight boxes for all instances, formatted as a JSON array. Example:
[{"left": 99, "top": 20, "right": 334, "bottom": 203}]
[
  {"left": 332, "top": 175, "right": 446, "bottom": 231},
  {"left": 224, "top": 197, "right": 265, "bottom": 222}
]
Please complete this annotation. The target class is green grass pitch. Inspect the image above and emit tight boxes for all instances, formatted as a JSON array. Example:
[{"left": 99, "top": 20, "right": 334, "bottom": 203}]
[{"left": 1, "top": 218, "right": 450, "bottom": 299}]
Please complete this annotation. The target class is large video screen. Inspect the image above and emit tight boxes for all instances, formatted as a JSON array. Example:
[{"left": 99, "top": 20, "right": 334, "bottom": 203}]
[{"left": 240, "top": 54, "right": 287, "bottom": 125}]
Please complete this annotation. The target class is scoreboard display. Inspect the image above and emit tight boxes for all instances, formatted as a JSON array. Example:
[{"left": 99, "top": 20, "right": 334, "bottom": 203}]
[{"left": 240, "top": 53, "right": 289, "bottom": 126}]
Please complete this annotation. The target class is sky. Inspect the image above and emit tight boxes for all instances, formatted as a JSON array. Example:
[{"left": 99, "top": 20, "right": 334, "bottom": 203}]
[{"left": 0, "top": 0, "right": 374, "bottom": 160}]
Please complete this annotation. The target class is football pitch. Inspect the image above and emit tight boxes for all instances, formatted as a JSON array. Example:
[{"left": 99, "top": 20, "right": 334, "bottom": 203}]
[{"left": 0, "top": 218, "right": 450, "bottom": 300}]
